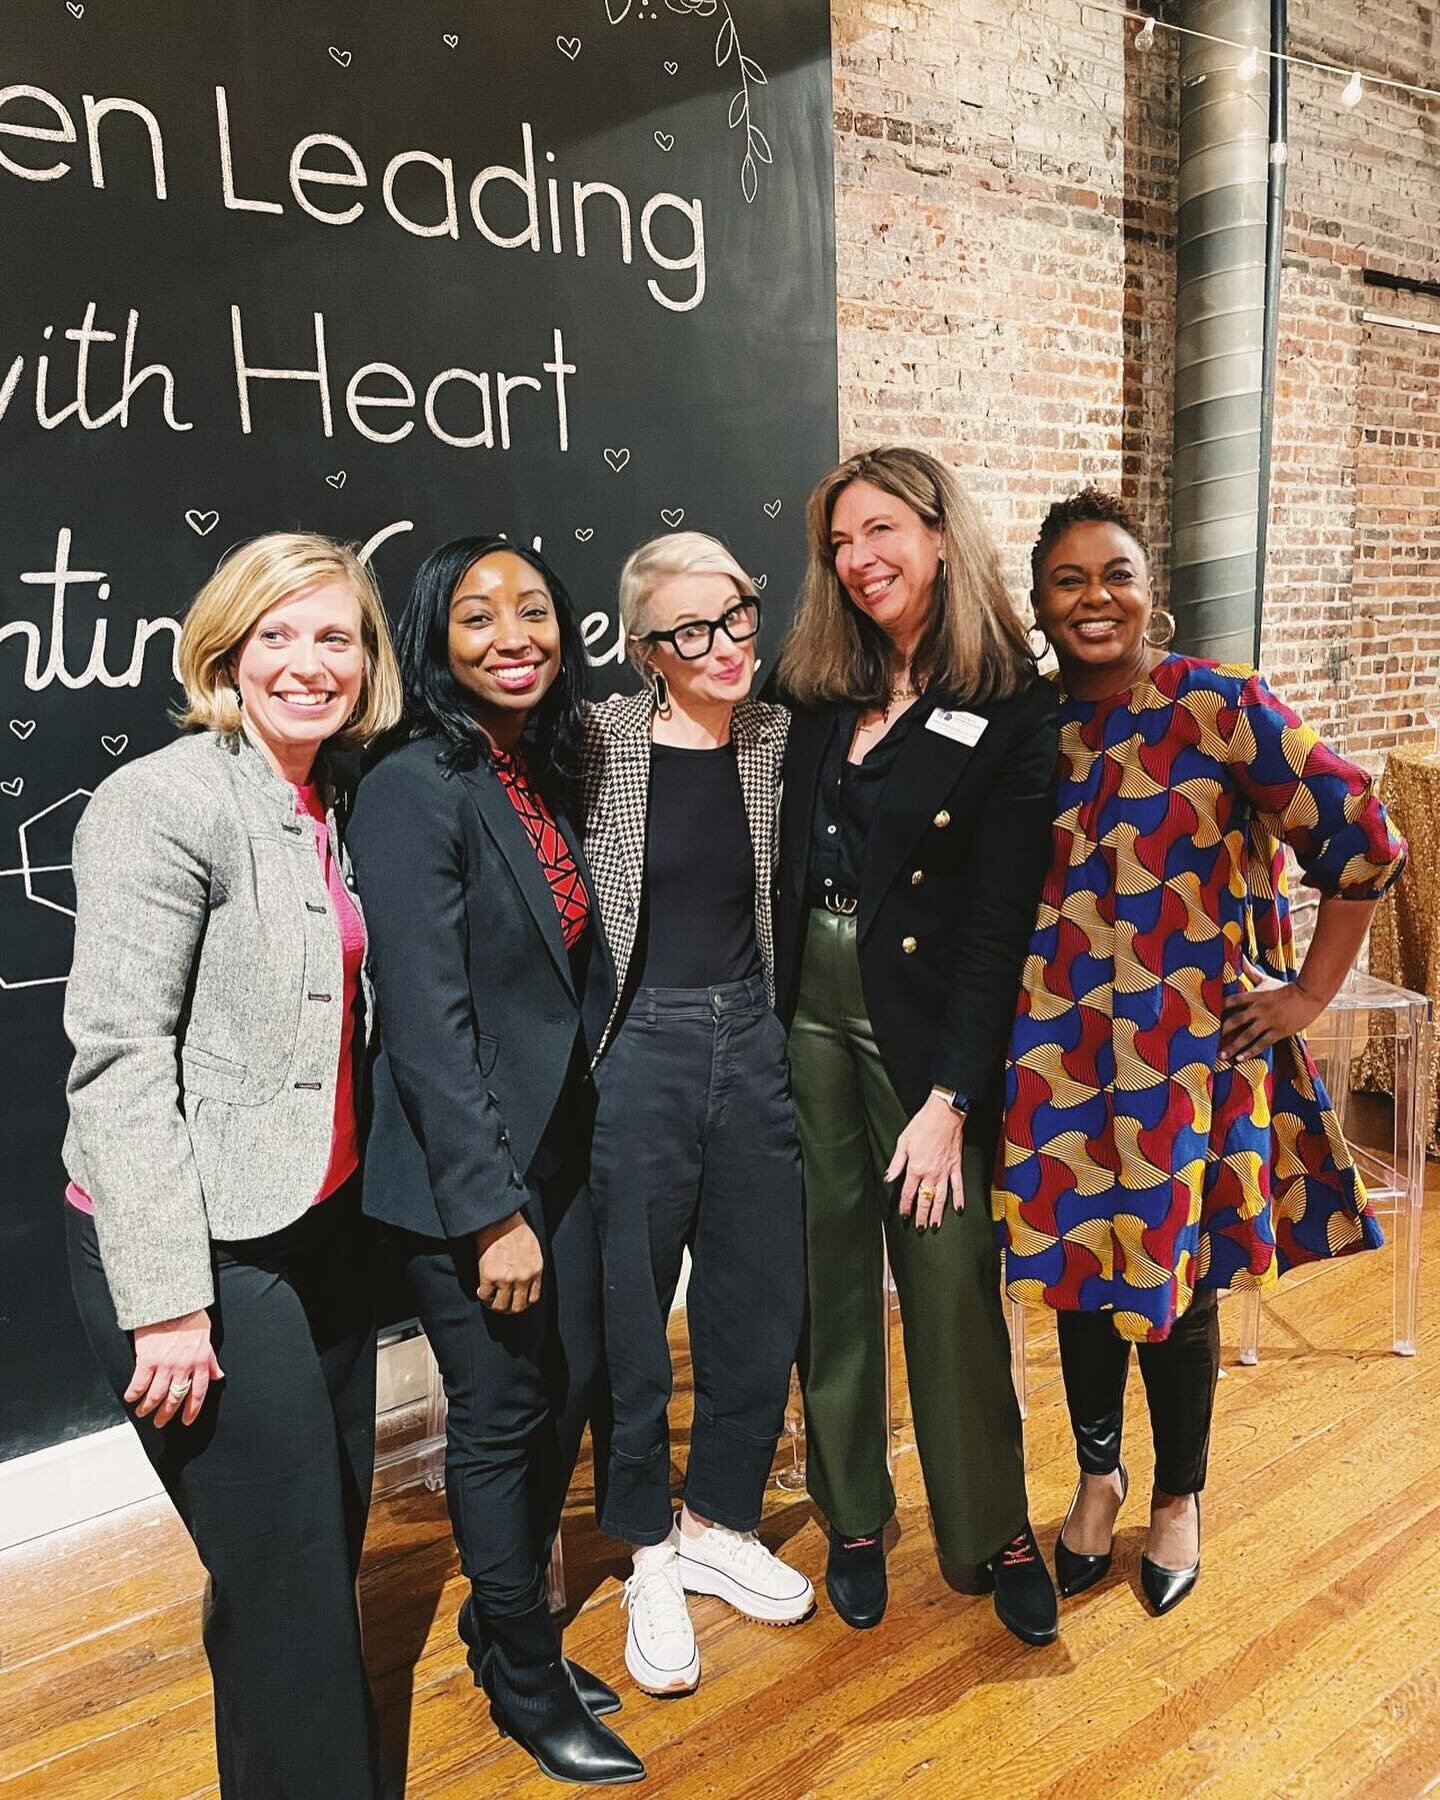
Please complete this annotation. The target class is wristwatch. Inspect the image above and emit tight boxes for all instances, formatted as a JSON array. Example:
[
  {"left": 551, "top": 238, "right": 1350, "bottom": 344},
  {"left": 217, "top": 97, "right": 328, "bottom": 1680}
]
[{"left": 931, "top": 1085, "right": 970, "bottom": 1116}]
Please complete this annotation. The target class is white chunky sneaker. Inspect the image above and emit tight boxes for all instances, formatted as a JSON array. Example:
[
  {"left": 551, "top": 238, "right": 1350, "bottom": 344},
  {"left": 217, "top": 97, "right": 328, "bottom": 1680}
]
[
  {"left": 622, "top": 1545, "right": 700, "bottom": 1696},
  {"left": 676, "top": 1519, "right": 816, "bottom": 1625}
]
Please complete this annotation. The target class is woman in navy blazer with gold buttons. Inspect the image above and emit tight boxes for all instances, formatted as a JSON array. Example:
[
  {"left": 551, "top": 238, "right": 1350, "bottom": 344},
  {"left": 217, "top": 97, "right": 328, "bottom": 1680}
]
[
  {"left": 772, "top": 446, "right": 1060, "bottom": 1649},
  {"left": 347, "top": 536, "right": 643, "bottom": 1788}
]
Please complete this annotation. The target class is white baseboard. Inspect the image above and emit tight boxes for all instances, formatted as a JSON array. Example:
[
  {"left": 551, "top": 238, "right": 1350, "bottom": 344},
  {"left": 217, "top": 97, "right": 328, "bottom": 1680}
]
[{"left": 0, "top": 1424, "right": 163, "bottom": 1552}]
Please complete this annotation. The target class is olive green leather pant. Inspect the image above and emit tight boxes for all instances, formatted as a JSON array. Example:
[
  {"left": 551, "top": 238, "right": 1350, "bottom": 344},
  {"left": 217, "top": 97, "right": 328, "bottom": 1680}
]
[{"left": 788, "top": 910, "right": 1028, "bottom": 1568}]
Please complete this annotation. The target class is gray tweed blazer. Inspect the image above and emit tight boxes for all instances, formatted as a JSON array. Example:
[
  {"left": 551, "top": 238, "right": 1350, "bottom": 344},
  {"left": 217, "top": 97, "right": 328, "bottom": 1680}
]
[
  {"left": 63, "top": 730, "right": 370, "bottom": 1329},
  {"left": 579, "top": 689, "right": 790, "bottom": 1057}
]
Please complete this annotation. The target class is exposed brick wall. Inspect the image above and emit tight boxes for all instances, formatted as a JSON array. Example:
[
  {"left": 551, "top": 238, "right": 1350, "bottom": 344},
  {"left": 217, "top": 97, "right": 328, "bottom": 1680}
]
[{"left": 829, "top": 0, "right": 1439, "bottom": 770}]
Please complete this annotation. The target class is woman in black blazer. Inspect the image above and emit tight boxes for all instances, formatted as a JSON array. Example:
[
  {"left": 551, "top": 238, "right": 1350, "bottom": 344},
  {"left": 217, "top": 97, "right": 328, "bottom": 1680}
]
[
  {"left": 347, "top": 537, "right": 643, "bottom": 1788},
  {"left": 772, "top": 446, "right": 1059, "bottom": 1647}
]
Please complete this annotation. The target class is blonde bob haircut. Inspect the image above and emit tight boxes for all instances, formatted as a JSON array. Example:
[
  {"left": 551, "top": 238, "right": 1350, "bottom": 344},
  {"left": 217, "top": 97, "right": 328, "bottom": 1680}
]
[
  {"left": 175, "top": 532, "right": 403, "bottom": 746},
  {"left": 618, "top": 530, "right": 757, "bottom": 672},
  {"left": 777, "top": 445, "right": 1036, "bottom": 708}
]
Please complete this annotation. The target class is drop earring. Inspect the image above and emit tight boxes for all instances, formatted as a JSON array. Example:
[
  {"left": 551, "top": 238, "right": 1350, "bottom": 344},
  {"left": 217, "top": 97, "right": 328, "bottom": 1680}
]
[{"left": 650, "top": 668, "right": 672, "bottom": 719}]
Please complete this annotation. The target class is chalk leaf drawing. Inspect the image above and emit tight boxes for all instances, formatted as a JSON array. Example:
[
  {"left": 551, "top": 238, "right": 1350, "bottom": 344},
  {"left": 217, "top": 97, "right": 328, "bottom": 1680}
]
[
  {"left": 328, "top": 47, "right": 353, "bottom": 68},
  {"left": 575, "top": 527, "right": 596, "bottom": 542},
  {"left": 325, "top": 470, "right": 347, "bottom": 489},
  {"left": 763, "top": 498, "right": 782, "bottom": 519},
  {"left": 605, "top": 0, "right": 771, "bottom": 203},
  {"left": 604, "top": 447, "right": 631, "bottom": 473},
  {"left": 660, "top": 507, "right": 685, "bottom": 528},
  {"left": 1, "top": 779, "right": 23, "bottom": 798},
  {"left": 653, "top": 131, "right": 675, "bottom": 153},
  {"left": 443, "top": 34, "right": 459, "bottom": 49},
  {"left": 185, "top": 509, "right": 220, "bottom": 537},
  {"left": 101, "top": 735, "right": 129, "bottom": 758},
  {"left": 753, "top": 573, "right": 768, "bottom": 590},
  {"left": 556, "top": 35, "right": 583, "bottom": 61},
  {"left": 9, "top": 721, "right": 36, "bottom": 741}
]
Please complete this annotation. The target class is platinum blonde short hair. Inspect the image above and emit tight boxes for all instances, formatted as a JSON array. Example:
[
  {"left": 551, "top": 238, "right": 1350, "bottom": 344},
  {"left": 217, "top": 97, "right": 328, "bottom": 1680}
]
[
  {"left": 175, "top": 533, "right": 403, "bottom": 745},
  {"left": 618, "top": 531, "right": 756, "bottom": 669}
]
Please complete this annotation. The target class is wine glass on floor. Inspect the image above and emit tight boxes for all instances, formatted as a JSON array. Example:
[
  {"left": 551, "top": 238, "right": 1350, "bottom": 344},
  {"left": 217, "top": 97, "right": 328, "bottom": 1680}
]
[{"left": 774, "top": 1367, "right": 806, "bottom": 1492}]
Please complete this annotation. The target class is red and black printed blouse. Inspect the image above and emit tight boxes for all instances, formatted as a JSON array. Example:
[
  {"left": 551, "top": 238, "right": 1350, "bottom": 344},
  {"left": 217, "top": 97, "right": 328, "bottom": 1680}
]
[{"left": 491, "top": 749, "right": 591, "bottom": 950}]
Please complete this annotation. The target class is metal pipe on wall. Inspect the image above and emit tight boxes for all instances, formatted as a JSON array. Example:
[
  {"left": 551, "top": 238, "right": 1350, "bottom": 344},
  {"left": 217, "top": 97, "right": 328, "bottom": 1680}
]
[
  {"left": 1253, "top": 0, "right": 1289, "bottom": 663},
  {"left": 1169, "top": 0, "right": 1271, "bottom": 663}
]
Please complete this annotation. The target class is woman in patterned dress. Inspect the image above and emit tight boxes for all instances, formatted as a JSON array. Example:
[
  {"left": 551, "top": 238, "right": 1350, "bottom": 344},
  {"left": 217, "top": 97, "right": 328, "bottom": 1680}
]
[{"left": 994, "top": 489, "right": 1405, "bottom": 1615}]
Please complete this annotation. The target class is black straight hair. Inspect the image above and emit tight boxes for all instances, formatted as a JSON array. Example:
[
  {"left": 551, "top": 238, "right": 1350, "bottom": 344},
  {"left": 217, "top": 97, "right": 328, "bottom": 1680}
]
[{"left": 383, "top": 535, "right": 589, "bottom": 793}]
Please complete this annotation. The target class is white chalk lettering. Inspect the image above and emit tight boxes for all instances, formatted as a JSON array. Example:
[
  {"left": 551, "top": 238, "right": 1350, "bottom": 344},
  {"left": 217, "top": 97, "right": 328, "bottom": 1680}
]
[
  {"left": 2, "top": 530, "right": 181, "bottom": 691},
  {"left": 0, "top": 84, "right": 77, "bottom": 182},
  {"left": 640, "top": 193, "right": 706, "bottom": 313},
  {"left": 290, "top": 133, "right": 366, "bottom": 226},
  {"left": 214, "top": 85, "right": 283, "bottom": 215},
  {"left": 82, "top": 92, "right": 167, "bottom": 200},
  {"left": 383, "top": 151, "right": 459, "bottom": 240},
  {"left": 345, "top": 363, "right": 416, "bottom": 444},
  {"left": 423, "top": 370, "right": 493, "bottom": 449},
  {"left": 469, "top": 121, "right": 539, "bottom": 252},
  {"left": 231, "top": 304, "right": 333, "bottom": 436}
]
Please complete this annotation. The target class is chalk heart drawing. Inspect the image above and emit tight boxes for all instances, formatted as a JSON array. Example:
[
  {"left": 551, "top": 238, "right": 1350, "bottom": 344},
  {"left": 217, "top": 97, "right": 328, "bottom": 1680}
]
[
  {"left": 556, "top": 35, "right": 582, "bottom": 60},
  {"left": 763, "top": 498, "right": 782, "bottom": 518},
  {"left": 443, "top": 33, "right": 459, "bottom": 48},
  {"left": 185, "top": 509, "right": 220, "bottom": 537},
  {"left": 328, "top": 46, "right": 353, "bottom": 68},
  {"left": 66, "top": 2, "right": 83, "bottom": 16},
  {"left": 604, "top": 447, "right": 631, "bottom": 473},
  {"left": 665, "top": 60, "right": 679, "bottom": 74},
  {"left": 754, "top": 573, "right": 768, "bottom": 590},
  {"left": 654, "top": 131, "right": 675, "bottom": 153},
  {"left": 101, "top": 735, "right": 129, "bottom": 758},
  {"left": 9, "top": 721, "right": 36, "bottom": 740},
  {"left": 660, "top": 507, "right": 685, "bottom": 528},
  {"left": 325, "top": 470, "right": 347, "bottom": 489},
  {"left": 574, "top": 527, "right": 595, "bottom": 543},
  {"left": 1, "top": 779, "right": 23, "bottom": 798},
  {"left": 605, "top": 0, "right": 630, "bottom": 21}
]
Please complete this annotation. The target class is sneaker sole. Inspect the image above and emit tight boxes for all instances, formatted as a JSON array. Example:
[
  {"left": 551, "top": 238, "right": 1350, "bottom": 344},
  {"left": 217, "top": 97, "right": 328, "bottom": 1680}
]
[
  {"left": 624, "top": 1625, "right": 700, "bottom": 1697},
  {"left": 677, "top": 1557, "right": 816, "bottom": 1626}
]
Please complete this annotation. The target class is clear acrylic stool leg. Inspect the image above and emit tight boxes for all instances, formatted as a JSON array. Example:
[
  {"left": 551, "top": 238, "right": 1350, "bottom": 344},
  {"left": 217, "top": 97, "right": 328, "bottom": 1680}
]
[
  {"left": 1237, "top": 1289, "right": 1261, "bottom": 1366},
  {"left": 422, "top": 1337, "right": 448, "bottom": 1493},
  {"left": 883, "top": 1246, "right": 897, "bottom": 1478},
  {"left": 1008, "top": 1295, "right": 1027, "bottom": 1421},
  {"left": 1390, "top": 1007, "right": 1428, "bottom": 1357},
  {"left": 545, "top": 1533, "right": 567, "bottom": 1613}
]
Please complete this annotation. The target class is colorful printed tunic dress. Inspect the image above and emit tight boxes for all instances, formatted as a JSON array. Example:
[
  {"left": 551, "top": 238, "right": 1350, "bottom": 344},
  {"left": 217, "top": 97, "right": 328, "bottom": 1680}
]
[{"left": 992, "top": 656, "right": 1406, "bottom": 1343}]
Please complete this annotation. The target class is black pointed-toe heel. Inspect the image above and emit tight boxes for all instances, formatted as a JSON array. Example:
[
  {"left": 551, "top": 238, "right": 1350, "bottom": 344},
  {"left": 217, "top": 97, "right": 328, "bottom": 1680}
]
[
  {"left": 479, "top": 1649, "right": 645, "bottom": 1786},
  {"left": 1054, "top": 1463, "right": 1129, "bottom": 1599},
  {"left": 458, "top": 1596, "right": 621, "bottom": 1718},
  {"left": 1140, "top": 1493, "right": 1200, "bottom": 1616}
]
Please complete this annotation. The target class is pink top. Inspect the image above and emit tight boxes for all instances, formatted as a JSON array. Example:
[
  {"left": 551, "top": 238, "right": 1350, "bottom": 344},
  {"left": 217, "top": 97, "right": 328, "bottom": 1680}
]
[{"left": 67, "top": 782, "right": 365, "bottom": 1217}]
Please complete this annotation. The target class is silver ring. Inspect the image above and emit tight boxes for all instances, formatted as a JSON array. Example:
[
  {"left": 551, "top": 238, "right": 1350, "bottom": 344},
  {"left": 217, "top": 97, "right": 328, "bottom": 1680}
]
[{"left": 168, "top": 1377, "right": 193, "bottom": 1401}]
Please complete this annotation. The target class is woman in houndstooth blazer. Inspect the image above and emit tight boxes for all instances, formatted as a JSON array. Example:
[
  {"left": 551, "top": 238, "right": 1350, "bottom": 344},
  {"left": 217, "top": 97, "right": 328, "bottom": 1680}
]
[{"left": 580, "top": 531, "right": 814, "bottom": 1701}]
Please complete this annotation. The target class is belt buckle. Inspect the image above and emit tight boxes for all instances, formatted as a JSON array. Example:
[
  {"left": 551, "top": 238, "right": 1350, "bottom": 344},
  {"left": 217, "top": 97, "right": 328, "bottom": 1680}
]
[{"left": 824, "top": 892, "right": 858, "bottom": 916}]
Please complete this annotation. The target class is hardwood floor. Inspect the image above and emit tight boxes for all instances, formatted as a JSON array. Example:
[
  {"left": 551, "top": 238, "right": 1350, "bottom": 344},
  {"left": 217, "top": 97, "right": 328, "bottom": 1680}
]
[{"left": 3, "top": 1205, "right": 1438, "bottom": 1798}]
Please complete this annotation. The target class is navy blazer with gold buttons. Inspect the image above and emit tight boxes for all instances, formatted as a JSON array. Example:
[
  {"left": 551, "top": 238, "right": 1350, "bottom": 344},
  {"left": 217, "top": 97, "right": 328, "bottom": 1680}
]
[{"left": 773, "top": 679, "right": 1059, "bottom": 1135}]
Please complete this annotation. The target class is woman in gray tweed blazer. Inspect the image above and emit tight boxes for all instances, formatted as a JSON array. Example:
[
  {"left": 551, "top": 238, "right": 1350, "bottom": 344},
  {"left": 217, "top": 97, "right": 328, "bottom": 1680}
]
[
  {"left": 62, "top": 533, "right": 401, "bottom": 1800},
  {"left": 580, "top": 532, "right": 813, "bottom": 1704}
]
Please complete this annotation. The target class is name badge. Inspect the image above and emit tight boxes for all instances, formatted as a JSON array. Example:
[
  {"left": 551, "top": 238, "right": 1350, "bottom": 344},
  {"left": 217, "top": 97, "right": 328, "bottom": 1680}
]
[{"left": 925, "top": 708, "right": 988, "bottom": 747}]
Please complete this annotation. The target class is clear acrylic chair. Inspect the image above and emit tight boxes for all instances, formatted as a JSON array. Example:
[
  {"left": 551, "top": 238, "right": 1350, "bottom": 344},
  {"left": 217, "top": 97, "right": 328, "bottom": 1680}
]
[{"left": 1237, "top": 968, "right": 1430, "bottom": 1363}]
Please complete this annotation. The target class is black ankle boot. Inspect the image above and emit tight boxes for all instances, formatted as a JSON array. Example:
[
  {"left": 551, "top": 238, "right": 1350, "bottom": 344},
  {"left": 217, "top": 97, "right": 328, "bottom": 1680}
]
[
  {"left": 482, "top": 1604, "right": 644, "bottom": 1786},
  {"left": 989, "top": 1522, "right": 1059, "bottom": 1647},
  {"left": 825, "top": 1526, "right": 888, "bottom": 1630},
  {"left": 458, "top": 1596, "right": 621, "bottom": 1717}
]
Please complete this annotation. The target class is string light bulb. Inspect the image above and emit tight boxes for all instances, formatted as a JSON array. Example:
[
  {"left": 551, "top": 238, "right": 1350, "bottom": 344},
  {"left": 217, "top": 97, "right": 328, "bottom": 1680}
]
[
  {"left": 1135, "top": 14, "right": 1156, "bottom": 50},
  {"left": 1342, "top": 68, "right": 1364, "bottom": 106},
  {"left": 1237, "top": 45, "right": 1260, "bottom": 81}
]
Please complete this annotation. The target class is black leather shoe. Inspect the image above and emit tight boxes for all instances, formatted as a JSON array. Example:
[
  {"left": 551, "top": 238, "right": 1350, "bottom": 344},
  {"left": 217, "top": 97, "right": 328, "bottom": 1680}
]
[
  {"left": 458, "top": 1597, "right": 621, "bottom": 1718},
  {"left": 480, "top": 1650, "right": 645, "bottom": 1786},
  {"left": 825, "top": 1527, "right": 887, "bottom": 1629},
  {"left": 1140, "top": 1493, "right": 1201, "bottom": 1616},
  {"left": 1054, "top": 1463, "right": 1129, "bottom": 1599},
  {"left": 990, "top": 1522, "right": 1059, "bottom": 1646}
]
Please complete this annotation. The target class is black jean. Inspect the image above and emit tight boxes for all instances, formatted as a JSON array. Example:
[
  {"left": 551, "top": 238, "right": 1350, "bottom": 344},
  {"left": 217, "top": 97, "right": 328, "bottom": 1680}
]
[
  {"left": 395, "top": 1139, "right": 601, "bottom": 1625},
  {"left": 590, "top": 977, "right": 806, "bottom": 1546},
  {"left": 1055, "top": 1288, "right": 1221, "bottom": 1496},
  {"left": 66, "top": 1183, "right": 381, "bottom": 1800}
]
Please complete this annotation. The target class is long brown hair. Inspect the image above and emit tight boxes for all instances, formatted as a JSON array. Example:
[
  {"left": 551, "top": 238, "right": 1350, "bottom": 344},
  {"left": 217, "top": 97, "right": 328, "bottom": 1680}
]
[{"left": 777, "top": 446, "right": 1036, "bottom": 706}]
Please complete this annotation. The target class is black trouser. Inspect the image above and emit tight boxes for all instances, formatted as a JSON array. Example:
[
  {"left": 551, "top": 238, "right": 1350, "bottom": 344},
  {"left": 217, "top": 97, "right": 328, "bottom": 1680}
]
[
  {"left": 590, "top": 977, "right": 806, "bottom": 1546},
  {"left": 66, "top": 1183, "right": 381, "bottom": 1800},
  {"left": 1055, "top": 1289, "right": 1220, "bottom": 1496},
  {"left": 396, "top": 1138, "right": 601, "bottom": 1626}
]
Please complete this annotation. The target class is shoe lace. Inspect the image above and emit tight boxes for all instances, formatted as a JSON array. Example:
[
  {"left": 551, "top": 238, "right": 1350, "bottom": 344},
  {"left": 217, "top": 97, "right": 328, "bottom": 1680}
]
[
  {"left": 1000, "top": 1530, "right": 1038, "bottom": 1569},
  {"left": 840, "top": 1535, "right": 878, "bottom": 1551},
  {"left": 622, "top": 1557, "right": 690, "bottom": 1632},
  {"left": 704, "top": 1523, "right": 781, "bottom": 1577}
]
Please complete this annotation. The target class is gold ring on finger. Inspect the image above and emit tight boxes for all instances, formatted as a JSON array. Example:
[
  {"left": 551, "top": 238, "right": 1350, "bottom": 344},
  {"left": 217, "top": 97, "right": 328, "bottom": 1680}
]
[{"left": 918, "top": 1184, "right": 936, "bottom": 1200}]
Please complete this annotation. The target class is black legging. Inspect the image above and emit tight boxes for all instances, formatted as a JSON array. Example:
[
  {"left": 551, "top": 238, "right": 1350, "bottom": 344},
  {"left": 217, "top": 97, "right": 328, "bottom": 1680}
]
[
  {"left": 1055, "top": 1288, "right": 1220, "bottom": 1496},
  {"left": 66, "top": 1183, "right": 381, "bottom": 1800}
]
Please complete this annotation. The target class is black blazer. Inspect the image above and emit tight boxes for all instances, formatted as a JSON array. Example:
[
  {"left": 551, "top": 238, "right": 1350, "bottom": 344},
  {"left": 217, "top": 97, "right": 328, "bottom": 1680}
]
[
  {"left": 347, "top": 738, "right": 615, "bottom": 1241},
  {"left": 773, "top": 680, "right": 1058, "bottom": 1134}
]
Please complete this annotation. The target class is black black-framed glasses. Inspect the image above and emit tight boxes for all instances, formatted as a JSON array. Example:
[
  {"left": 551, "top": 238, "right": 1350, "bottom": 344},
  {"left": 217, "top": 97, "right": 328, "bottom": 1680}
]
[{"left": 643, "top": 597, "right": 762, "bottom": 661}]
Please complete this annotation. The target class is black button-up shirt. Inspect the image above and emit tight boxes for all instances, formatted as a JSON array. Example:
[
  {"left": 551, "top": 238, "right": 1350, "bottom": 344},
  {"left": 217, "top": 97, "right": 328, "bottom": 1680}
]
[{"left": 808, "top": 699, "right": 929, "bottom": 902}]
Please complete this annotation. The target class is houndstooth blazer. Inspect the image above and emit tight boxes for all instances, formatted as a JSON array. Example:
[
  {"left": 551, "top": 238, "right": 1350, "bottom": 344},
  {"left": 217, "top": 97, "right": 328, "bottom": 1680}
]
[{"left": 580, "top": 688, "right": 791, "bottom": 1057}]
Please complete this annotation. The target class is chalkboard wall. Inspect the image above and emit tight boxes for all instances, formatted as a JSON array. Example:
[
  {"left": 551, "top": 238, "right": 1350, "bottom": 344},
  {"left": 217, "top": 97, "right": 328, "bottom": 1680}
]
[{"left": 0, "top": 0, "right": 837, "bottom": 1464}]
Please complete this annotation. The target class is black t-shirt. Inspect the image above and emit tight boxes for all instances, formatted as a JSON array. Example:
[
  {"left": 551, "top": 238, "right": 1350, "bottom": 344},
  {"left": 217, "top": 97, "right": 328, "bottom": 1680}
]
[
  {"left": 809, "top": 699, "right": 928, "bottom": 901},
  {"left": 632, "top": 741, "right": 762, "bottom": 989}
]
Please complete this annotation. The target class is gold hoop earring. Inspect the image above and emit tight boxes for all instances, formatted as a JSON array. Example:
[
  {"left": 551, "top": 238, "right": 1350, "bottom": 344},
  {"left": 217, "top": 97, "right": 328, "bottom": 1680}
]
[
  {"left": 1145, "top": 607, "right": 1177, "bottom": 649},
  {"left": 649, "top": 668, "right": 672, "bottom": 719}
]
